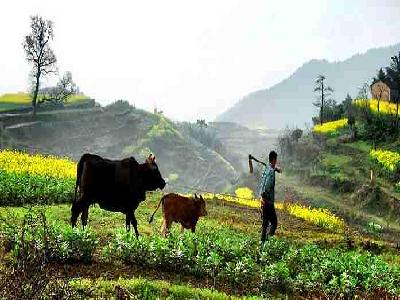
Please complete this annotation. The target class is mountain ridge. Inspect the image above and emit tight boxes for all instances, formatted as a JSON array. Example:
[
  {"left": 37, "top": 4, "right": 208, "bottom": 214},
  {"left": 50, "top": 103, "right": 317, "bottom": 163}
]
[{"left": 217, "top": 43, "right": 400, "bottom": 129}]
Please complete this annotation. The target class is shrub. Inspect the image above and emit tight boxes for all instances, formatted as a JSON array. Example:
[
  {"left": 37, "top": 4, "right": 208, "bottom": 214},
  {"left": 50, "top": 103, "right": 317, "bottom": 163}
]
[
  {"left": 370, "top": 149, "right": 400, "bottom": 173},
  {"left": 1, "top": 210, "right": 97, "bottom": 263}
]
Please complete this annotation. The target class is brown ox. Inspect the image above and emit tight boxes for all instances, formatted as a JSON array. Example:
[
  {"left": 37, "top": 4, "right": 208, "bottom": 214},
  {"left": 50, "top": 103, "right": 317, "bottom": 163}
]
[{"left": 149, "top": 193, "right": 207, "bottom": 236}]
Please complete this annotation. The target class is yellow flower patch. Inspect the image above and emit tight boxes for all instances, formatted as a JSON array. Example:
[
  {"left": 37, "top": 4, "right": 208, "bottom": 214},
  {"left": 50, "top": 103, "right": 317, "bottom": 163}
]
[
  {"left": 0, "top": 150, "right": 76, "bottom": 179},
  {"left": 354, "top": 98, "right": 398, "bottom": 115},
  {"left": 313, "top": 118, "right": 348, "bottom": 134}
]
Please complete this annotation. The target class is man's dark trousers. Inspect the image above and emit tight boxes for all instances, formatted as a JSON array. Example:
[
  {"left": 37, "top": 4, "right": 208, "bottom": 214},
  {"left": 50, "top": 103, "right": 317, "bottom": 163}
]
[{"left": 261, "top": 198, "right": 277, "bottom": 242}]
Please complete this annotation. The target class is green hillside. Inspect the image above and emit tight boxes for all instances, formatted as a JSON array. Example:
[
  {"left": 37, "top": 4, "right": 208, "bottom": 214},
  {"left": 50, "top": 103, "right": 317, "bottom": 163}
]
[
  {"left": 0, "top": 101, "right": 238, "bottom": 192},
  {"left": 278, "top": 118, "right": 400, "bottom": 246}
]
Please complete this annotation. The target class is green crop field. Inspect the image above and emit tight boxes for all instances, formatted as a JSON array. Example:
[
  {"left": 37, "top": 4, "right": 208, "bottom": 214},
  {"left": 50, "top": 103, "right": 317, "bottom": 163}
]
[{"left": 0, "top": 151, "right": 399, "bottom": 299}]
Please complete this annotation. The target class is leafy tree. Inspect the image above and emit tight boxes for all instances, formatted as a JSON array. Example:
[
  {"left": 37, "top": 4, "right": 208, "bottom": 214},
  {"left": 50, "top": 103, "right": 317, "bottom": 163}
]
[
  {"left": 196, "top": 119, "right": 208, "bottom": 129},
  {"left": 372, "top": 68, "right": 387, "bottom": 84},
  {"left": 290, "top": 128, "right": 303, "bottom": 142},
  {"left": 343, "top": 94, "right": 355, "bottom": 134},
  {"left": 313, "top": 75, "right": 334, "bottom": 125},
  {"left": 23, "top": 15, "right": 57, "bottom": 115},
  {"left": 386, "top": 52, "right": 400, "bottom": 128}
]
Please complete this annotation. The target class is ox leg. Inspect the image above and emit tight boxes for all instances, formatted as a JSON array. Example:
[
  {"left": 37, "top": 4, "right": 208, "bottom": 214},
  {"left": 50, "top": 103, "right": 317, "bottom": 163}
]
[
  {"left": 130, "top": 213, "right": 139, "bottom": 238},
  {"left": 125, "top": 213, "right": 131, "bottom": 232},
  {"left": 81, "top": 206, "right": 89, "bottom": 229},
  {"left": 191, "top": 221, "right": 197, "bottom": 233},
  {"left": 71, "top": 201, "right": 82, "bottom": 228}
]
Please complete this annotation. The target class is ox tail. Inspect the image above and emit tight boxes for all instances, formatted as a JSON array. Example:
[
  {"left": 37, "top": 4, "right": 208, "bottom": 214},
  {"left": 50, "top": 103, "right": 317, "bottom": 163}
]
[
  {"left": 149, "top": 195, "right": 165, "bottom": 223},
  {"left": 74, "top": 154, "right": 88, "bottom": 203}
]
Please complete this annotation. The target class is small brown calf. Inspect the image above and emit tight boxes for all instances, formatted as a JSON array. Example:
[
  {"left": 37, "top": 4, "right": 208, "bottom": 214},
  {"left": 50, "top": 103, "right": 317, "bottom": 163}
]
[{"left": 149, "top": 193, "right": 207, "bottom": 236}]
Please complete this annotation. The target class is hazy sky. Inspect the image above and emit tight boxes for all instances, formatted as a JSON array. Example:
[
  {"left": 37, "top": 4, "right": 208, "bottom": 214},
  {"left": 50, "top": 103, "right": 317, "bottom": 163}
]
[{"left": 1, "top": 0, "right": 400, "bottom": 121}]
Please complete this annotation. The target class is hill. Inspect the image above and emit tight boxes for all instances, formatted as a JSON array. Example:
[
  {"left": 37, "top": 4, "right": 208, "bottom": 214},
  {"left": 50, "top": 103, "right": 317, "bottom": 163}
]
[
  {"left": 217, "top": 43, "right": 400, "bottom": 129},
  {"left": 0, "top": 104, "right": 238, "bottom": 192}
]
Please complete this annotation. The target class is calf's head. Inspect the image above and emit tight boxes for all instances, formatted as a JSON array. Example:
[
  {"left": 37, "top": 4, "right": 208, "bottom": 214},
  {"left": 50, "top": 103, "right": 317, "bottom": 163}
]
[
  {"left": 140, "top": 154, "right": 166, "bottom": 191},
  {"left": 194, "top": 194, "right": 207, "bottom": 217}
]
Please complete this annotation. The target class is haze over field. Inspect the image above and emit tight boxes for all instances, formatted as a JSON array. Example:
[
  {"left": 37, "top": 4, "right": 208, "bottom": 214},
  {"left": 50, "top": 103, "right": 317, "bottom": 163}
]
[{"left": 1, "top": 0, "right": 400, "bottom": 122}]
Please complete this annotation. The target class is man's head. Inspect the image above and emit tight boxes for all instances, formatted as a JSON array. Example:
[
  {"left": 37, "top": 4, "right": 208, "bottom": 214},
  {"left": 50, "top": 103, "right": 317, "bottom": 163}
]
[{"left": 269, "top": 150, "right": 278, "bottom": 167}]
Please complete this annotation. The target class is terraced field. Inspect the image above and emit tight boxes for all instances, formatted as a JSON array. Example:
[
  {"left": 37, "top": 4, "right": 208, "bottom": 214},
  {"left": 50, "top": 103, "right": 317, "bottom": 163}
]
[
  {"left": 0, "top": 92, "right": 91, "bottom": 112},
  {"left": 0, "top": 150, "right": 399, "bottom": 299}
]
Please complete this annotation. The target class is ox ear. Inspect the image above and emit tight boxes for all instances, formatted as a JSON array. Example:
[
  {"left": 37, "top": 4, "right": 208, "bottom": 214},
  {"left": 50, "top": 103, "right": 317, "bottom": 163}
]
[{"left": 146, "top": 153, "right": 155, "bottom": 164}]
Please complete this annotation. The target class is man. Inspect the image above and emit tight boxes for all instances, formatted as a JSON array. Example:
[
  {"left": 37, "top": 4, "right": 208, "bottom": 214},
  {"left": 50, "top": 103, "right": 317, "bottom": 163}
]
[{"left": 258, "top": 150, "right": 281, "bottom": 243}]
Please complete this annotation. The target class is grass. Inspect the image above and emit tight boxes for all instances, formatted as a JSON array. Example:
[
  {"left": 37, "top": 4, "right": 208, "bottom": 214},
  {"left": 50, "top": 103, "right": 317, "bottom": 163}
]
[
  {"left": 279, "top": 174, "right": 400, "bottom": 238},
  {"left": 0, "top": 194, "right": 345, "bottom": 246},
  {"left": 342, "top": 140, "right": 372, "bottom": 153},
  {"left": 68, "top": 277, "right": 261, "bottom": 299}
]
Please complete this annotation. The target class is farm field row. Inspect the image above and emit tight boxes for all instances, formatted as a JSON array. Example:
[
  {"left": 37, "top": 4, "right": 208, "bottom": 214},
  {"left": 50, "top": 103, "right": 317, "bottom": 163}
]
[
  {"left": 0, "top": 150, "right": 399, "bottom": 298},
  {"left": 1, "top": 195, "right": 400, "bottom": 298}
]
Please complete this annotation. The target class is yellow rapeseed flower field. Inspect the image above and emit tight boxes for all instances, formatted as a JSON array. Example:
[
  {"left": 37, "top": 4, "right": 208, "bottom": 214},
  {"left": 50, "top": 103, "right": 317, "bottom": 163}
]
[
  {"left": 285, "top": 203, "right": 344, "bottom": 232},
  {"left": 313, "top": 118, "right": 348, "bottom": 134},
  {"left": 354, "top": 98, "right": 398, "bottom": 115},
  {"left": 0, "top": 150, "right": 76, "bottom": 179}
]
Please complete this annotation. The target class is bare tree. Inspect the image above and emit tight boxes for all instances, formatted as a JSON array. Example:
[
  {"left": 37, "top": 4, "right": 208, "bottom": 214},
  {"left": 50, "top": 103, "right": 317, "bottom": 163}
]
[
  {"left": 357, "top": 82, "right": 370, "bottom": 100},
  {"left": 23, "top": 15, "right": 57, "bottom": 115},
  {"left": 374, "top": 82, "right": 388, "bottom": 113},
  {"left": 40, "top": 72, "right": 77, "bottom": 105},
  {"left": 313, "top": 75, "right": 334, "bottom": 125},
  {"left": 371, "top": 68, "right": 388, "bottom": 113}
]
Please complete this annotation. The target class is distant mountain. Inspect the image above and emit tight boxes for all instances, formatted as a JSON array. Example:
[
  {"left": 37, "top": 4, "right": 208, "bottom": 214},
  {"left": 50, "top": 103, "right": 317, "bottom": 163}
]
[{"left": 217, "top": 43, "right": 400, "bottom": 129}]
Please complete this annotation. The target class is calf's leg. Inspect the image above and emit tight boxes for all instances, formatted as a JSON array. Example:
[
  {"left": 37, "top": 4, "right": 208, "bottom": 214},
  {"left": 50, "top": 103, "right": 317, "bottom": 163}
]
[
  {"left": 161, "top": 218, "right": 172, "bottom": 237},
  {"left": 160, "top": 219, "right": 167, "bottom": 236}
]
